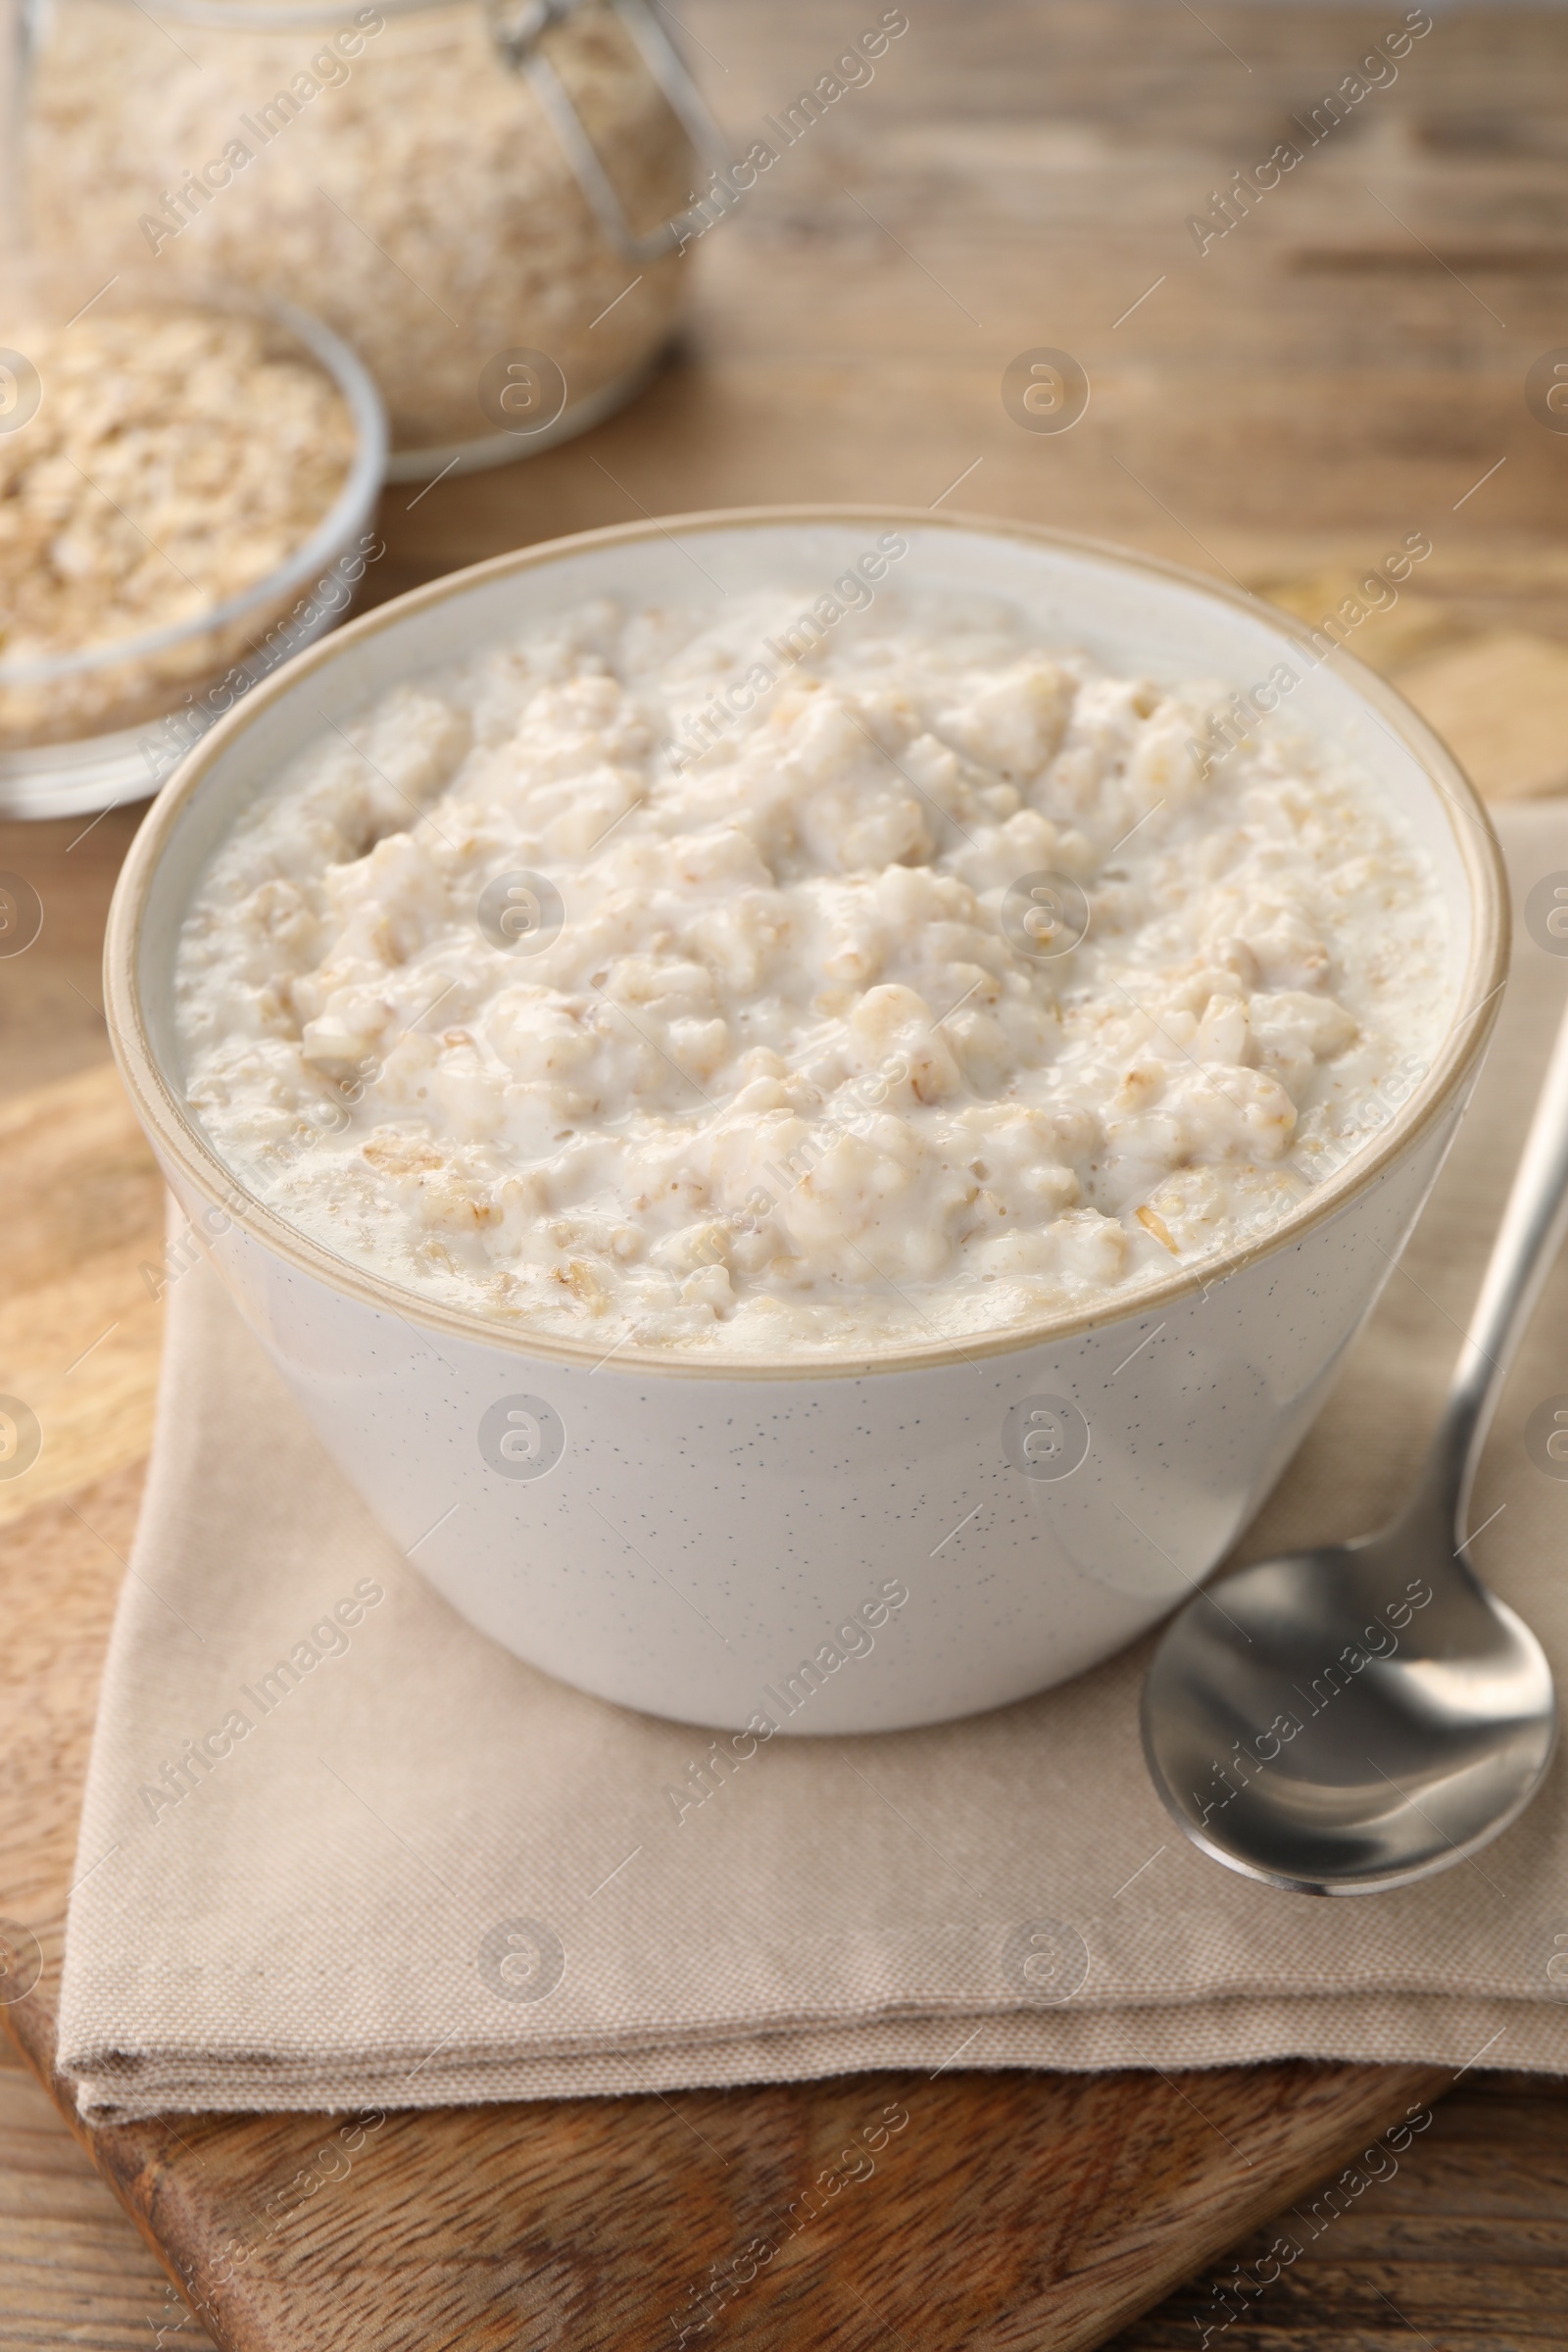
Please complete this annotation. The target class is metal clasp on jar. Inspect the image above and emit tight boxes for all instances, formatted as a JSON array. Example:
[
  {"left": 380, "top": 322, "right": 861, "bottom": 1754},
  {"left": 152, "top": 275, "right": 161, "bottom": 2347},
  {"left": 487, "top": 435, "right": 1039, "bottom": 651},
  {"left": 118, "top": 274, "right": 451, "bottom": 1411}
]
[{"left": 485, "top": 0, "right": 728, "bottom": 262}]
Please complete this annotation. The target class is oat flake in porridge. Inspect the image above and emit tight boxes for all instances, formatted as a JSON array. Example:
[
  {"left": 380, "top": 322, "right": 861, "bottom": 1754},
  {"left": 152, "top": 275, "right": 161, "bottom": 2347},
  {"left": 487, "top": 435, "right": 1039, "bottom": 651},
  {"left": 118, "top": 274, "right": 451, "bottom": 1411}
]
[{"left": 174, "top": 579, "right": 1452, "bottom": 1355}]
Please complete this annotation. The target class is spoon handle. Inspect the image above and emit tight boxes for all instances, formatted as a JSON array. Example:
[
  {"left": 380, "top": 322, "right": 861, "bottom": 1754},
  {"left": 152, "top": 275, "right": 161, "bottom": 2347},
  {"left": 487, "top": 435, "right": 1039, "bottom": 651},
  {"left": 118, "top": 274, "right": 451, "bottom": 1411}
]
[{"left": 1417, "top": 993, "right": 1568, "bottom": 1544}]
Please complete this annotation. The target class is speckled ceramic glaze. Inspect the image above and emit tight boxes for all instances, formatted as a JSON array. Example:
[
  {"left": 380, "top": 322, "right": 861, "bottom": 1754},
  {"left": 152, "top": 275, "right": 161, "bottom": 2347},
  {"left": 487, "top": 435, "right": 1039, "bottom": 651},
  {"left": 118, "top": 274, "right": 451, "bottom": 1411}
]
[{"left": 105, "top": 512, "right": 1508, "bottom": 1734}]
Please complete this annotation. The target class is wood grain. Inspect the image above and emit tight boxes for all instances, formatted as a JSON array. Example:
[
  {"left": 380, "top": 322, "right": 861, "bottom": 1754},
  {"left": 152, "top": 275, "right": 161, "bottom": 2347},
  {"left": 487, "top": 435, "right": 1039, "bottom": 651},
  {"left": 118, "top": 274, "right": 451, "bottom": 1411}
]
[
  {"left": 0, "top": 2039, "right": 213, "bottom": 2352},
  {"left": 6, "top": 0, "right": 1568, "bottom": 2340},
  {"left": 0, "top": 1065, "right": 165, "bottom": 1530},
  {"left": 0, "top": 1982, "right": 1453, "bottom": 2352},
  {"left": 0, "top": 817, "right": 143, "bottom": 1100}
]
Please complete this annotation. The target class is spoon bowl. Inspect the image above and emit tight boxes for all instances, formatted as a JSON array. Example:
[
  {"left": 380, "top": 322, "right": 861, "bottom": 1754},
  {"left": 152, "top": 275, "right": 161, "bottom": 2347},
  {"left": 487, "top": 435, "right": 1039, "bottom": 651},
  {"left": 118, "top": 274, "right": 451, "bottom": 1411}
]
[
  {"left": 1144, "top": 993, "right": 1568, "bottom": 1895},
  {"left": 1142, "top": 1527, "right": 1557, "bottom": 1894}
]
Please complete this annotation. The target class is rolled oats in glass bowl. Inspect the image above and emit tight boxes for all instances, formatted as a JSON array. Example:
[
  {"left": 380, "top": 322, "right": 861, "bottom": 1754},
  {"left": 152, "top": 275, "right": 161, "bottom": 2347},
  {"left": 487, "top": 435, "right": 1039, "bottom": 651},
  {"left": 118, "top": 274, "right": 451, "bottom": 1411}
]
[
  {"left": 22, "top": 0, "right": 711, "bottom": 478},
  {"left": 0, "top": 296, "right": 386, "bottom": 818}
]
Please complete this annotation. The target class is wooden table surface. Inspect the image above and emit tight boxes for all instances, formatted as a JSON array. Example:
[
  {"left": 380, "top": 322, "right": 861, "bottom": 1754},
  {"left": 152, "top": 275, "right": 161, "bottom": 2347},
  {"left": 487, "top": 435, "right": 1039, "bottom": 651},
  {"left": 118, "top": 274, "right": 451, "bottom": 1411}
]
[{"left": 7, "top": 2, "right": 1568, "bottom": 2342}]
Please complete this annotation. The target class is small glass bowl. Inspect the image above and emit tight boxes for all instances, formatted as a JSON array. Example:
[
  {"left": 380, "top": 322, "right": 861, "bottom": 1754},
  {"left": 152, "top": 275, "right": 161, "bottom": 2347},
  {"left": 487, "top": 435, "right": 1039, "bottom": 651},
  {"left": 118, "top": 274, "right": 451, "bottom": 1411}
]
[{"left": 0, "top": 297, "right": 387, "bottom": 819}]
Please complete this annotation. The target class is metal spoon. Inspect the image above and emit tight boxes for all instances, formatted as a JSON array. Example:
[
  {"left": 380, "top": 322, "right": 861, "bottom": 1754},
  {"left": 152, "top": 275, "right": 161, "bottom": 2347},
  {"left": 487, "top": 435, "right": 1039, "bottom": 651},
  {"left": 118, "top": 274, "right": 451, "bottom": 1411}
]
[{"left": 1141, "top": 999, "right": 1568, "bottom": 1895}]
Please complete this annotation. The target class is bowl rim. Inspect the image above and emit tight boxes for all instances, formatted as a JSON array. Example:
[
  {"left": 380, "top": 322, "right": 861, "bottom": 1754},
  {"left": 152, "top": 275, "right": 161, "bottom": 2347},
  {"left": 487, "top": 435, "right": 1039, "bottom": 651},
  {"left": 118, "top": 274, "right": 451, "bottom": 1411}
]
[
  {"left": 0, "top": 296, "right": 388, "bottom": 688},
  {"left": 104, "top": 503, "right": 1511, "bottom": 1384}
]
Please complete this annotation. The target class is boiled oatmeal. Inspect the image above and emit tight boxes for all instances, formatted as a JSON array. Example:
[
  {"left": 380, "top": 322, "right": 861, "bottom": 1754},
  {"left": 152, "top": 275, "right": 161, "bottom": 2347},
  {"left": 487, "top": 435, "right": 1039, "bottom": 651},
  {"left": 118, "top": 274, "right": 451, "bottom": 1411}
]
[{"left": 173, "top": 573, "right": 1451, "bottom": 1354}]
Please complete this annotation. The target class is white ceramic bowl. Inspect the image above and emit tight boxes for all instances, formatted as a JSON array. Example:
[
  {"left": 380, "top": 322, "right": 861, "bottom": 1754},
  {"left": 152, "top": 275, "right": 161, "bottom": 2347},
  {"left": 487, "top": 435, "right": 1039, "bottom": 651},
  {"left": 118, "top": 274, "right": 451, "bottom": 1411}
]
[{"left": 104, "top": 511, "right": 1508, "bottom": 1735}]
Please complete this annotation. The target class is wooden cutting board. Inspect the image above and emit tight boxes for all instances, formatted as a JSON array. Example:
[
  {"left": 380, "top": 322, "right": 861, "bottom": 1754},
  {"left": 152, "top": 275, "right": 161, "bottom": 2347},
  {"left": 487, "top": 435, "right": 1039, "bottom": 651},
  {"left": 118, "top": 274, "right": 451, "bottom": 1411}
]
[{"left": 0, "top": 1061, "right": 1450, "bottom": 2350}]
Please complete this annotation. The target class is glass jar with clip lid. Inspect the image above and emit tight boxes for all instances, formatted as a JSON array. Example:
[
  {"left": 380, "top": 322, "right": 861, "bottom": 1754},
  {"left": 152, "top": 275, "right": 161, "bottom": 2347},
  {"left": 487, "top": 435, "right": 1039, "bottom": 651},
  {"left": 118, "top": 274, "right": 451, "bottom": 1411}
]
[{"left": 19, "top": 0, "right": 725, "bottom": 476}]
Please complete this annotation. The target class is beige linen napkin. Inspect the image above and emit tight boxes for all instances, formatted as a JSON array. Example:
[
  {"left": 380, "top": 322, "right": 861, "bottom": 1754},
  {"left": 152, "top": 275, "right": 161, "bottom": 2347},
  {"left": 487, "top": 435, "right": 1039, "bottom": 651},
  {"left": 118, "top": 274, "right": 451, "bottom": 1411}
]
[{"left": 57, "top": 806, "right": 1568, "bottom": 2123}]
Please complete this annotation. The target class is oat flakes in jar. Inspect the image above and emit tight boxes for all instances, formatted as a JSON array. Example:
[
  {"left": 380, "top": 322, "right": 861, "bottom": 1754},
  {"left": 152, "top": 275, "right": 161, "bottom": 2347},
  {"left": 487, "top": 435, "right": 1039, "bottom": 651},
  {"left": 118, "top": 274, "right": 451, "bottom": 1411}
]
[{"left": 21, "top": 0, "right": 715, "bottom": 475}]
